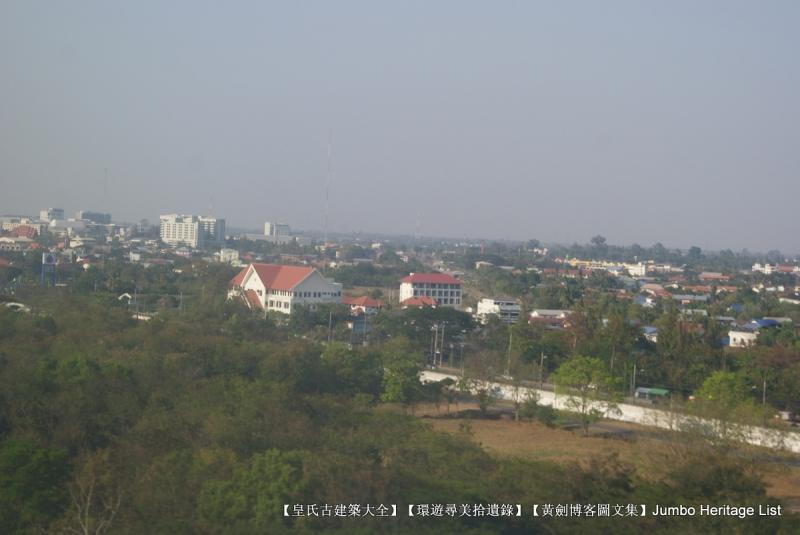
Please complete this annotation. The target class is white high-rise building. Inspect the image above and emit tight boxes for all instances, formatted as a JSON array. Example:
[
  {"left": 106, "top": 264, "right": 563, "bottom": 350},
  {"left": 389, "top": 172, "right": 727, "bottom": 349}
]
[
  {"left": 160, "top": 214, "right": 226, "bottom": 248},
  {"left": 265, "top": 222, "right": 291, "bottom": 237}
]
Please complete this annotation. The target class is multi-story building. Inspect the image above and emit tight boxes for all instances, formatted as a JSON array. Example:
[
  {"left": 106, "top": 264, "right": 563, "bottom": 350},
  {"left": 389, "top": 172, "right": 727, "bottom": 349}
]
[
  {"left": 228, "top": 263, "right": 342, "bottom": 314},
  {"left": 160, "top": 214, "right": 201, "bottom": 247},
  {"left": 476, "top": 297, "right": 520, "bottom": 324},
  {"left": 39, "top": 208, "right": 65, "bottom": 221},
  {"left": 76, "top": 211, "right": 112, "bottom": 224},
  {"left": 264, "top": 222, "right": 291, "bottom": 237},
  {"left": 159, "top": 214, "right": 225, "bottom": 248},
  {"left": 399, "top": 272, "right": 462, "bottom": 307},
  {"left": 199, "top": 216, "right": 225, "bottom": 245}
]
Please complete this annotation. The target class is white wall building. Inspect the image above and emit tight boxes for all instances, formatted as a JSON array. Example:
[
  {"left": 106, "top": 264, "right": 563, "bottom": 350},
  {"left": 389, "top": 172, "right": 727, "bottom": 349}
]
[
  {"left": 399, "top": 272, "right": 462, "bottom": 307},
  {"left": 229, "top": 263, "right": 342, "bottom": 314},
  {"left": 729, "top": 329, "right": 759, "bottom": 348},
  {"left": 265, "top": 222, "right": 291, "bottom": 237},
  {"left": 476, "top": 298, "right": 521, "bottom": 324},
  {"left": 159, "top": 214, "right": 225, "bottom": 248},
  {"left": 625, "top": 262, "right": 647, "bottom": 277},
  {"left": 160, "top": 214, "right": 201, "bottom": 247},
  {"left": 217, "top": 248, "right": 240, "bottom": 265}
]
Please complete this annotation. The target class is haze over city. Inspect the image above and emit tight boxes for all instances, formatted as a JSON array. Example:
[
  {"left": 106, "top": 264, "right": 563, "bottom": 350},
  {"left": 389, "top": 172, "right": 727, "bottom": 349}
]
[{"left": 1, "top": 1, "right": 798, "bottom": 251}]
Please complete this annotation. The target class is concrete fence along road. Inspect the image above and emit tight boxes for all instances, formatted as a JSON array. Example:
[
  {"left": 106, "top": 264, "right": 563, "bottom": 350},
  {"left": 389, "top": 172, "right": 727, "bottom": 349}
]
[{"left": 420, "top": 370, "right": 800, "bottom": 454}]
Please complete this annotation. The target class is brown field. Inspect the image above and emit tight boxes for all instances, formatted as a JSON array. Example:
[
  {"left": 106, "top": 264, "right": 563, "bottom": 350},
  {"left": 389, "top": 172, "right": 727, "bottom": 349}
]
[{"left": 410, "top": 402, "right": 800, "bottom": 511}]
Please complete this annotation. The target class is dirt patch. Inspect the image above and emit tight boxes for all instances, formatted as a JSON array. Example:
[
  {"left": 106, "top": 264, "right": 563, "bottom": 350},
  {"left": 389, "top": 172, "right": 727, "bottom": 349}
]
[{"left": 413, "top": 402, "right": 800, "bottom": 511}]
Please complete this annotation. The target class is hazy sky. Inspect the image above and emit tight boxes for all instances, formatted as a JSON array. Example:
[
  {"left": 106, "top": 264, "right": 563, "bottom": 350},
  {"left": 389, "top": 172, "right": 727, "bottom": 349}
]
[{"left": 1, "top": 1, "right": 798, "bottom": 252}]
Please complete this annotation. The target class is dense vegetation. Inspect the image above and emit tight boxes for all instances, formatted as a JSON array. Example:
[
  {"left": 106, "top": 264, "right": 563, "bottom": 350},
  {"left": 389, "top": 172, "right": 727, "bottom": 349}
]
[{"left": 0, "top": 281, "right": 798, "bottom": 533}]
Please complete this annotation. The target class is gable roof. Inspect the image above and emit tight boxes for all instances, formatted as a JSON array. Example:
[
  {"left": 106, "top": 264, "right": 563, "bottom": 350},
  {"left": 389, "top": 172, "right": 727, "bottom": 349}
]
[
  {"left": 244, "top": 289, "right": 263, "bottom": 310},
  {"left": 401, "top": 296, "right": 438, "bottom": 307},
  {"left": 253, "top": 263, "right": 314, "bottom": 291},
  {"left": 343, "top": 295, "right": 384, "bottom": 308},
  {"left": 230, "top": 267, "right": 248, "bottom": 287},
  {"left": 230, "top": 263, "right": 316, "bottom": 291},
  {"left": 400, "top": 272, "right": 461, "bottom": 285}
]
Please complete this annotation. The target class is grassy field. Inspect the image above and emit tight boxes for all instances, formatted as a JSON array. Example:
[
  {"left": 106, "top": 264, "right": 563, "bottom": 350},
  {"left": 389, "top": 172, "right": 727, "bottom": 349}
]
[{"left": 410, "top": 402, "right": 800, "bottom": 511}]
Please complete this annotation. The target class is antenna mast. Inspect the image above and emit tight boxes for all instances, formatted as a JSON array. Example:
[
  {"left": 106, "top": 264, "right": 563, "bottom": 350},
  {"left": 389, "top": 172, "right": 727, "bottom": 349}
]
[{"left": 324, "top": 131, "right": 332, "bottom": 244}]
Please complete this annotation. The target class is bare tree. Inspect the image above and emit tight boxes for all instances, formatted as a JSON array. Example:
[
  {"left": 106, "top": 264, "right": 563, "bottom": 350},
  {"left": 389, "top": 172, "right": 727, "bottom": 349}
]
[{"left": 59, "top": 451, "right": 122, "bottom": 535}]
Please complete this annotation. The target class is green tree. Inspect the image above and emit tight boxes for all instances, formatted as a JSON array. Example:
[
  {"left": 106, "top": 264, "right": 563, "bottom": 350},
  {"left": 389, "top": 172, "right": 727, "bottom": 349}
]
[
  {"left": 0, "top": 440, "right": 70, "bottom": 534},
  {"left": 198, "top": 449, "right": 305, "bottom": 533},
  {"left": 689, "top": 371, "right": 775, "bottom": 445},
  {"left": 379, "top": 337, "right": 423, "bottom": 411},
  {"left": 552, "top": 355, "right": 619, "bottom": 436},
  {"left": 321, "top": 342, "right": 382, "bottom": 398}
]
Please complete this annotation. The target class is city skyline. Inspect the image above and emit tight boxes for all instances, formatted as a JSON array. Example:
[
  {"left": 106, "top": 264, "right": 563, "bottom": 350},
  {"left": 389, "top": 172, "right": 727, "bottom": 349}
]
[{"left": 1, "top": 1, "right": 798, "bottom": 252}]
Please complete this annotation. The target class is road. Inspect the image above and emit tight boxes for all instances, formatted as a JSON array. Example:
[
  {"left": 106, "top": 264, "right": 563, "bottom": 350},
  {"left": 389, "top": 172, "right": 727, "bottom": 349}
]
[{"left": 421, "top": 370, "right": 800, "bottom": 454}]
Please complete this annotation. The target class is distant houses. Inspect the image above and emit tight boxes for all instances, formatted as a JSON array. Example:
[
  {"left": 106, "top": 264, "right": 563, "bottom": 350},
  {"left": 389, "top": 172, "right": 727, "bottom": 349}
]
[
  {"left": 529, "top": 309, "right": 572, "bottom": 329},
  {"left": 229, "top": 263, "right": 342, "bottom": 314},
  {"left": 400, "top": 295, "right": 439, "bottom": 308},
  {"left": 342, "top": 294, "right": 384, "bottom": 315},
  {"left": 728, "top": 317, "right": 792, "bottom": 348},
  {"left": 476, "top": 298, "right": 520, "bottom": 324}
]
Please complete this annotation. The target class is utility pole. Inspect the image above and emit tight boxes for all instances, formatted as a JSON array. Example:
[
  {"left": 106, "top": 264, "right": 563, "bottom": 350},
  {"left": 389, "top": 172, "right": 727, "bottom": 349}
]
[
  {"left": 327, "top": 309, "right": 333, "bottom": 343},
  {"left": 504, "top": 327, "right": 513, "bottom": 376},
  {"left": 539, "top": 352, "right": 547, "bottom": 389},
  {"left": 430, "top": 323, "right": 438, "bottom": 365},
  {"left": 440, "top": 322, "right": 446, "bottom": 366}
]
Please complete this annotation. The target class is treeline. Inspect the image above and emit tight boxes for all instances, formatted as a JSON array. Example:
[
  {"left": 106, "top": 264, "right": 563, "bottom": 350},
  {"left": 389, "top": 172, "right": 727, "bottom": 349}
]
[
  {"left": 445, "top": 237, "right": 790, "bottom": 272},
  {"left": 331, "top": 261, "right": 426, "bottom": 290}
]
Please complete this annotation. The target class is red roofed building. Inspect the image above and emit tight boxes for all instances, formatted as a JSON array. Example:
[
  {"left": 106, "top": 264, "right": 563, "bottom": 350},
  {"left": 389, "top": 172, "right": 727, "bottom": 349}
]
[
  {"left": 399, "top": 272, "right": 462, "bottom": 307},
  {"left": 342, "top": 295, "right": 384, "bottom": 315},
  {"left": 400, "top": 296, "right": 438, "bottom": 308},
  {"left": 698, "top": 272, "right": 730, "bottom": 282},
  {"left": 228, "top": 263, "right": 342, "bottom": 314},
  {"left": 8, "top": 225, "right": 38, "bottom": 239}
]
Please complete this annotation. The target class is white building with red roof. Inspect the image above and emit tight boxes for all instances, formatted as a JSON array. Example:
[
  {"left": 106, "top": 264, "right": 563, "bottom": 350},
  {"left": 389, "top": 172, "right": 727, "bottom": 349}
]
[
  {"left": 399, "top": 272, "right": 462, "bottom": 307},
  {"left": 342, "top": 295, "right": 384, "bottom": 315},
  {"left": 228, "top": 263, "right": 342, "bottom": 314},
  {"left": 400, "top": 295, "right": 438, "bottom": 308}
]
